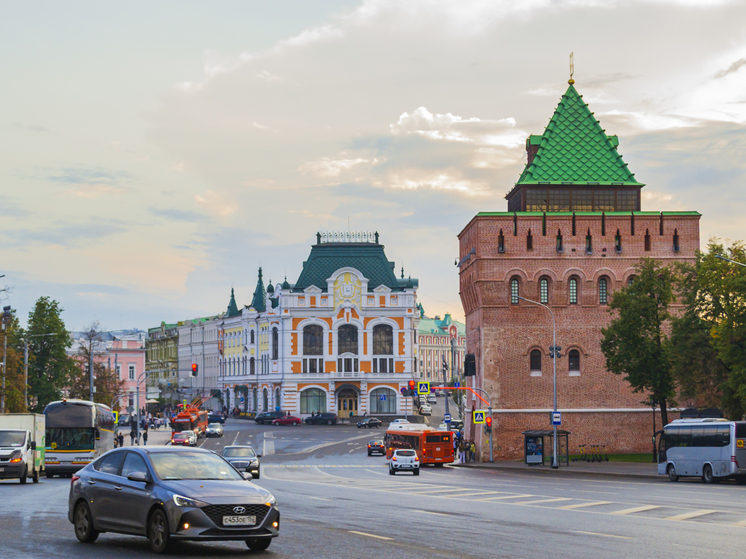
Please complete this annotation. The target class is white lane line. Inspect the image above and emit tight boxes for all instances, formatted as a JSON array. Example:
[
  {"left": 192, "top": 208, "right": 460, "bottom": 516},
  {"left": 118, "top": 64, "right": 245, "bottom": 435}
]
[
  {"left": 610, "top": 505, "right": 661, "bottom": 516},
  {"left": 512, "top": 497, "right": 574, "bottom": 506},
  {"left": 571, "top": 531, "right": 632, "bottom": 540},
  {"left": 416, "top": 510, "right": 450, "bottom": 516},
  {"left": 477, "top": 494, "right": 534, "bottom": 501},
  {"left": 559, "top": 501, "right": 612, "bottom": 510},
  {"left": 348, "top": 531, "right": 393, "bottom": 541},
  {"left": 232, "top": 432, "right": 239, "bottom": 445},
  {"left": 730, "top": 519, "right": 746, "bottom": 527},
  {"left": 443, "top": 491, "right": 502, "bottom": 499},
  {"left": 665, "top": 509, "right": 718, "bottom": 521},
  {"left": 309, "top": 496, "right": 333, "bottom": 501}
]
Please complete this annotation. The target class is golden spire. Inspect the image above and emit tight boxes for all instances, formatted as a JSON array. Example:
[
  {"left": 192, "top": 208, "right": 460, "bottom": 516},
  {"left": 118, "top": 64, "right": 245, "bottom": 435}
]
[{"left": 568, "top": 52, "right": 575, "bottom": 85}]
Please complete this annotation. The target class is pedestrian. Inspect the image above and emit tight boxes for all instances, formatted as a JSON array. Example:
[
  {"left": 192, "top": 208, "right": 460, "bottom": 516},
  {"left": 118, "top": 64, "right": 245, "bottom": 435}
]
[
  {"left": 143, "top": 430, "right": 148, "bottom": 446},
  {"left": 118, "top": 432, "right": 124, "bottom": 448},
  {"left": 470, "top": 441, "right": 476, "bottom": 462},
  {"left": 130, "top": 429, "right": 135, "bottom": 446},
  {"left": 459, "top": 440, "right": 467, "bottom": 464}
]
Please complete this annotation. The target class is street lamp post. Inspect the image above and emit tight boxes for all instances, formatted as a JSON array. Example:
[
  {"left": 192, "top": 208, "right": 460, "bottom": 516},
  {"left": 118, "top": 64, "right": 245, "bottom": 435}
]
[
  {"left": 518, "top": 296, "right": 560, "bottom": 469},
  {"left": 715, "top": 254, "right": 746, "bottom": 267}
]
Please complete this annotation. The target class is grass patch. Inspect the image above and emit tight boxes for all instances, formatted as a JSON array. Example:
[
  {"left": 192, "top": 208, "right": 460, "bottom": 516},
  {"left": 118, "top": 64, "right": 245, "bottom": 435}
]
[{"left": 569, "top": 453, "right": 656, "bottom": 463}]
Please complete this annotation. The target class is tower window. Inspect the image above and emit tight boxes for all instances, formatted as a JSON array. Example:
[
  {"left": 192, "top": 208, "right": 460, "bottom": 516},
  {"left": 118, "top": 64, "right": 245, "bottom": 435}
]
[
  {"left": 498, "top": 230, "right": 505, "bottom": 253},
  {"left": 569, "top": 349, "right": 580, "bottom": 375},
  {"left": 556, "top": 230, "right": 563, "bottom": 253},
  {"left": 569, "top": 278, "right": 578, "bottom": 305},
  {"left": 585, "top": 230, "right": 593, "bottom": 254},
  {"left": 540, "top": 278, "right": 549, "bottom": 304},
  {"left": 615, "top": 230, "right": 622, "bottom": 253},
  {"left": 530, "top": 349, "right": 542, "bottom": 373},
  {"left": 673, "top": 229, "right": 680, "bottom": 252},
  {"left": 527, "top": 230, "right": 533, "bottom": 251},
  {"left": 645, "top": 229, "right": 651, "bottom": 252},
  {"left": 599, "top": 278, "right": 608, "bottom": 305},
  {"left": 510, "top": 278, "right": 519, "bottom": 305}
]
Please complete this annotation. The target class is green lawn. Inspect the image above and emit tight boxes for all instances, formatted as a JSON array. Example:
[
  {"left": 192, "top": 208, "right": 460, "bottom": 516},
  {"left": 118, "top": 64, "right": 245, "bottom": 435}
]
[{"left": 569, "top": 453, "right": 656, "bottom": 463}]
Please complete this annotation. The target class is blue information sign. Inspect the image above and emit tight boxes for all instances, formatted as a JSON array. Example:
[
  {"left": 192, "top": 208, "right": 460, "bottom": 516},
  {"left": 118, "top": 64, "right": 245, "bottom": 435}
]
[
  {"left": 454, "top": 382, "right": 460, "bottom": 388},
  {"left": 551, "top": 411, "right": 561, "bottom": 426},
  {"left": 380, "top": 395, "right": 386, "bottom": 401},
  {"left": 444, "top": 413, "right": 451, "bottom": 422}
]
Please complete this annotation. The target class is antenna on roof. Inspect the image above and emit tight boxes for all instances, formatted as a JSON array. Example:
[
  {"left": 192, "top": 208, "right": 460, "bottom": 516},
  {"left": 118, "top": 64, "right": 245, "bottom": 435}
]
[{"left": 569, "top": 52, "right": 575, "bottom": 85}]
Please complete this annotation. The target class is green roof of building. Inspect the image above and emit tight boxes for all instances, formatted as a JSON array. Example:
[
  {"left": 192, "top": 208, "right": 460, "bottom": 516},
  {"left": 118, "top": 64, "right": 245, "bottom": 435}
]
[
  {"left": 293, "top": 240, "right": 415, "bottom": 292},
  {"left": 249, "top": 268, "right": 266, "bottom": 312},
  {"left": 225, "top": 288, "right": 240, "bottom": 318},
  {"left": 418, "top": 312, "right": 465, "bottom": 337},
  {"left": 515, "top": 83, "right": 643, "bottom": 187}
]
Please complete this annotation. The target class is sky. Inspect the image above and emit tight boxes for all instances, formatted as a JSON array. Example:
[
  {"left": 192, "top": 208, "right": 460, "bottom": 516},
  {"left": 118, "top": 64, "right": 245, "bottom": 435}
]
[{"left": 2, "top": 0, "right": 746, "bottom": 332}]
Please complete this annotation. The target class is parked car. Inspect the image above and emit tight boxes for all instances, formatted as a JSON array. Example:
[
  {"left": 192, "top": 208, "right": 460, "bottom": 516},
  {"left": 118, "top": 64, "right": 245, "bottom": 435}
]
[
  {"left": 271, "top": 415, "right": 302, "bottom": 426},
  {"left": 304, "top": 413, "right": 338, "bottom": 425},
  {"left": 208, "top": 414, "right": 225, "bottom": 425},
  {"left": 367, "top": 439, "right": 385, "bottom": 456},
  {"left": 357, "top": 418, "right": 382, "bottom": 429},
  {"left": 254, "top": 411, "right": 286, "bottom": 425},
  {"left": 206, "top": 423, "right": 224, "bottom": 437},
  {"left": 69, "top": 447, "right": 279, "bottom": 553},
  {"left": 427, "top": 395, "right": 437, "bottom": 405},
  {"left": 389, "top": 419, "right": 410, "bottom": 426},
  {"left": 389, "top": 449, "right": 419, "bottom": 475},
  {"left": 419, "top": 404, "right": 432, "bottom": 416},
  {"left": 221, "top": 445, "right": 261, "bottom": 479},
  {"left": 171, "top": 431, "right": 197, "bottom": 446},
  {"left": 449, "top": 419, "right": 464, "bottom": 431},
  {"left": 117, "top": 414, "right": 131, "bottom": 427}
]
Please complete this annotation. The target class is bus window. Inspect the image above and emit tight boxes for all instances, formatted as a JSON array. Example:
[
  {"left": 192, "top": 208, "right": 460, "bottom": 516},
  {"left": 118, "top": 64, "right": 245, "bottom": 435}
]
[{"left": 716, "top": 426, "right": 730, "bottom": 447}]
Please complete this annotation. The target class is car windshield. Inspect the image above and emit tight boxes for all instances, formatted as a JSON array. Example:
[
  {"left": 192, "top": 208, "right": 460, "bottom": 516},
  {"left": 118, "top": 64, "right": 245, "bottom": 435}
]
[
  {"left": 150, "top": 452, "right": 244, "bottom": 481},
  {"left": 396, "top": 450, "right": 416, "bottom": 457},
  {"left": 371, "top": 440, "right": 383, "bottom": 445},
  {"left": 0, "top": 431, "right": 26, "bottom": 446},
  {"left": 173, "top": 433, "right": 190, "bottom": 439},
  {"left": 208, "top": 423, "right": 221, "bottom": 428},
  {"left": 223, "top": 447, "right": 256, "bottom": 458}
]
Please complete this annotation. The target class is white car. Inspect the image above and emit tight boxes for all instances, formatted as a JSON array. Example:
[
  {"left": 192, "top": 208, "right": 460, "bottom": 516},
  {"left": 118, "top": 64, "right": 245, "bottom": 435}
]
[
  {"left": 389, "top": 419, "right": 410, "bottom": 426},
  {"left": 419, "top": 404, "right": 432, "bottom": 416},
  {"left": 389, "top": 449, "right": 419, "bottom": 475},
  {"left": 427, "top": 395, "right": 437, "bottom": 405},
  {"left": 437, "top": 423, "right": 448, "bottom": 431},
  {"left": 206, "top": 423, "right": 224, "bottom": 437}
]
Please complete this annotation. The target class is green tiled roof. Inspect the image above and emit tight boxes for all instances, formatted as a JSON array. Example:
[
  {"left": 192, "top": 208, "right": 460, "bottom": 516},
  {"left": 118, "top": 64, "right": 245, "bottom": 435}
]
[
  {"left": 225, "top": 288, "right": 240, "bottom": 317},
  {"left": 516, "top": 84, "right": 643, "bottom": 187},
  {"left": 418, "top": 313, "right": 465, "bottom": 337},
  {"left": 249, "top": 268, "right": 266, "bottom": 312},
  {"left": 294, "top": 242, "right": 414, "bottom": 292}
]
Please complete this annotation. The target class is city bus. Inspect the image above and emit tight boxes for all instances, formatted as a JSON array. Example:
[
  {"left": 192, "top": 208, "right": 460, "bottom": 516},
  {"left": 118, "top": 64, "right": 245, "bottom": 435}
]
[
  {"left": 170, "top": 406, "right": 209, "bottom": 439},
  {"left": 657, "top": 418, "right": 746, "bottom": 483},
  {"left": 43, "top": 399, "right": 115, "bottom": 477},
  {"left": 384, "top": 424, "right": 454, "bottom": 466}
]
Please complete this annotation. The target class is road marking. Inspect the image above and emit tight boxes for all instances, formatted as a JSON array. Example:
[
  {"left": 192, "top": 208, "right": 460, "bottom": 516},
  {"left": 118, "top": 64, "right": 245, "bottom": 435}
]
[
  {"left": 348, "top": 531, "right": 393, "bottom": 541},
  {"left": 665, "top": 509, "right": 718, "bottom": 521},
  {"left": 476, "top": 494, "right": 534, "bottom": 501},
  {"left": 559, "top": 501, "right": 612, "bottom": 510},
  {"left": 403, "top": 487, "right": 467, "bottom": 494},
  {"left": 610, "top": 505, "right": 661, "bottom": 515},
  {"left": 443, "top": 491, "right": 502, "bottom": 498},
  {"left": 571, "top": 531, "right": 632, "bottom": 540},
  {"left": 512, "top": 497, "right": 573, "bottom": 506},
  {"left": 730, "top": 519, "right": 746, "bottom": 527},
  {"left": 416, "top": 510, "right": 450, "bottom": 516},
  {"left": 309, "top": 496, "right": 333, "bottom": 501}
]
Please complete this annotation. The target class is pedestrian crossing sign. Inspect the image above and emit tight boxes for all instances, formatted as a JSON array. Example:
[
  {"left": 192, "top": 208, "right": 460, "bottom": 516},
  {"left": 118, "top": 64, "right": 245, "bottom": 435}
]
[
  {"left": 417, "top": 382, "right": 430, "bottom": 395},
  {"left": 113, "top": 411, "right": 119, "bottom": 424},
  {"left": 473, "top": 410, "right": 486, "bottom": 424}
]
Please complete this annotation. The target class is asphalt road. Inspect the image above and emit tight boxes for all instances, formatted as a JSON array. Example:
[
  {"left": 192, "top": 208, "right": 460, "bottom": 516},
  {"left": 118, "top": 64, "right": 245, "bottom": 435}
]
[{"left": 2, "top": 419, "right": 745, "bottom": 558}]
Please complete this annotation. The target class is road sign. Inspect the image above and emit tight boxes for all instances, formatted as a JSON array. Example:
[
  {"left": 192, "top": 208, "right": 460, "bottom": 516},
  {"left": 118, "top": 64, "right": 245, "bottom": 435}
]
[
  {"left": 551, "top": 411, "right": 561, "bottom": 426},
  {"left": 454, "top": 382, "right": 460, "bottom": 388},
  {"left": 239, "top": 395, "right": 245, "bottom": 404},
  {"left": 444, "top": 413, "right": 451, "bottom": 422},
  {"left": 113, "top": 411, "right": 119, "bottom": 423},
  {"left": 473, "top": 410, "right": 486, "bottom": 424},
  {"left": 417, "top": 382, "right": 430, "bottom": 395},
  {"left": 380, "top": 395, "right": 386, "bottom": 401}
]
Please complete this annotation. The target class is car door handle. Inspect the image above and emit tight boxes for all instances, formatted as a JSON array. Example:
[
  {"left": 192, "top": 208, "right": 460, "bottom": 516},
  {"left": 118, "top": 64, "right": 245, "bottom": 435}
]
[
  {"left": 114, "top": 486, "right": 123, "bottom": 491},
  {"left": 87, "top": 480, "right": 96, "bottom": 485}
]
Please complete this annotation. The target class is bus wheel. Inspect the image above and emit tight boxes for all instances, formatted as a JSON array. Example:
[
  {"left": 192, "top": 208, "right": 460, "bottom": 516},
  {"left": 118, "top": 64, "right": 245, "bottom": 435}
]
[
  {"left": 702, "top": 464, "right": 716, "bottom": 484},
  {"left": 667, "top": 464, "right": 679, "bottom": 482}
]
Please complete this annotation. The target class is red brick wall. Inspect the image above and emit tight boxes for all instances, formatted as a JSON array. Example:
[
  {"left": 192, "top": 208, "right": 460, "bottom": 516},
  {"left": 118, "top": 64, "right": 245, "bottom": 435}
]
[{"left": 459, "top": 212, "right": 699, "bottom": 458}]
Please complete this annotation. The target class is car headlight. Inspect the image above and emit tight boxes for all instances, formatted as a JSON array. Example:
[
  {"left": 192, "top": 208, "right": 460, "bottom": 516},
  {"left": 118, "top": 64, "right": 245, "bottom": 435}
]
[
  {"left": 264, "top": 495, "right": 277, "bottom": 507},
  {"left": 173, "top": 494, "right": 209, "bottom": 508}
]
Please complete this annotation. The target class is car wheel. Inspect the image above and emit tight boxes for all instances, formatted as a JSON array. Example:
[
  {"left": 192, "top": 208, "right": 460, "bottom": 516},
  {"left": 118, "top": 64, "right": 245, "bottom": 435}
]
[
  {"left": 148, "top": 508, "right": 171, "bottom": 554},
  {"left": 389, "top": 466, "right": 395, "bottom": 475},
  {"left": 667, "top": 464, "right": 679, "bottom": 482},
  {"left": 414, "top": 468, "right": 420, "bottom": 476},
  {"left": 702, "top": 464, "right": 716, "bottom": 484},
  {"left": 32, "top": 469, "right": 39, "bottom": 483},
  {"left": 74, "top": 502, "right": 99, "bottom": 543},
  {"left": 19, "top": 466, "right": 27, "bottom": 484},
  {"left": 246, "top": 538, "right": 271, "bottom": 551}
]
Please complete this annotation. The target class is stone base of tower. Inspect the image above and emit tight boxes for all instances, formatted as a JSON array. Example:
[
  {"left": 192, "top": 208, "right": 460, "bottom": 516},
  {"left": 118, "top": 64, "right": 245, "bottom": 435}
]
[{"left": 476, "top": 409, "right": 678, "bottom": 461}]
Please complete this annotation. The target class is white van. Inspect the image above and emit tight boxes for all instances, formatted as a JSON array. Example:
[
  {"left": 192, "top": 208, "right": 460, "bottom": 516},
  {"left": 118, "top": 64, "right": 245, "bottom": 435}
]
[{"left": 0, "top": 414, "right": 45, "bottom": 484}]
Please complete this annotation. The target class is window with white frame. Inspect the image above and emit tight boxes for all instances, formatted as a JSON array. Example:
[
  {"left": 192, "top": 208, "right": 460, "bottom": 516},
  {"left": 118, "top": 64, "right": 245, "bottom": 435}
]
[{"left": 128, "top": 364, "right": 135, "bottom": 380}]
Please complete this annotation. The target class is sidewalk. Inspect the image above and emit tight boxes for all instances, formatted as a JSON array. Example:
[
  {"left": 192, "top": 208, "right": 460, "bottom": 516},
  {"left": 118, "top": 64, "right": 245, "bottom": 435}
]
[
  {"left": 453, "top": 459, "right": 661, "bottom": 480},
  {"left": 116, "top": 425, "right": 173, "bottom": 446}
]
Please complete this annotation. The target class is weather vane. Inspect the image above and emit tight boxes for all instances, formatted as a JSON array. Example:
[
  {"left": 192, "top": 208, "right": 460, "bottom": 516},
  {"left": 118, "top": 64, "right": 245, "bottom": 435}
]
[{"left": 569, "top": 52, "right": 575, "bottom": 85}]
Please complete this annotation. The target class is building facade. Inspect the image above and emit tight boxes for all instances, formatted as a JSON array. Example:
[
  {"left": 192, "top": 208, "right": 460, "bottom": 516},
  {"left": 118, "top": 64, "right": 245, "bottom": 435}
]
[
  {"left": 219, "top": 232, "right": 420, "bottom": 417},
  {"left": 177, "top": 316, "right": 221, "bottom": 409},
  {"left": 458, "top": 80, "right": 700, "bottom": 459},
  {"left": 145, "top": 322, "right": 179, "bottom": 403},
  {"left": 416, "top": 307, "right": 466, "bottom": 383}
]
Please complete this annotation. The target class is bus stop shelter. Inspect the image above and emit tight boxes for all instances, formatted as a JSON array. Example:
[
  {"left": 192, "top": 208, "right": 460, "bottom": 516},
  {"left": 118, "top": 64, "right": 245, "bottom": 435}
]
[{"left": 522, "top": 429, "right": 570, "bottom": 467}]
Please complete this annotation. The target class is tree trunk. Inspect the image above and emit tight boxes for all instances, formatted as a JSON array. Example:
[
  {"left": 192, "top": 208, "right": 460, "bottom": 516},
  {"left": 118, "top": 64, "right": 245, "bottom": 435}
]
[{"left": 660, "top": 398, "right": 669, "bottom": 427}]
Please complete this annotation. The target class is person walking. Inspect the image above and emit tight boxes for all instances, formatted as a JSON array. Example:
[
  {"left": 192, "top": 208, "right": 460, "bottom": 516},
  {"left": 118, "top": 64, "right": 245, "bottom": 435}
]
[
  {"left": 129, "top": 428, "right": 135, "bottom": 446},
  {"left": 470, "top": 441, "right": 476, "bottom": 463},
  {"left": 118, "top": 432, "right": 124, "bottom": 448},
  {"left": 458, "top": 440, "right": 466, "bottom": 464},
  {"left": 142, "top": 430, "right": 148, "bottom": 446}
]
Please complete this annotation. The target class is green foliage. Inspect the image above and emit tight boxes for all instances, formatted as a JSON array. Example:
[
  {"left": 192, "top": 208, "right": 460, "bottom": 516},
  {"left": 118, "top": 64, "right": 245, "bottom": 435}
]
[
  {"left": 66, "top": 324, "right": 126, "bottom": 407},
  {"left": 601, "top": 259, "right": 676, "bottom": 425},
  {"left": 2, "top": 311, "right": 28, "bottom": 413},
  {"left": 26, "top": 297, "right": 74, "bottom": 412}
]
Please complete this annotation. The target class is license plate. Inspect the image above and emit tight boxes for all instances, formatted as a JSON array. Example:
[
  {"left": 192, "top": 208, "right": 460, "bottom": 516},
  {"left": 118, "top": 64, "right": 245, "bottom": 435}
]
[
  {"left": 436, "top": 447, "right": 441, "bottom": 451},
  {"left": 0, "top": 468, "right": 4, "bottom": 472},
  {"left": 223, "top": 515, "right": 256, "bottom": 526}
]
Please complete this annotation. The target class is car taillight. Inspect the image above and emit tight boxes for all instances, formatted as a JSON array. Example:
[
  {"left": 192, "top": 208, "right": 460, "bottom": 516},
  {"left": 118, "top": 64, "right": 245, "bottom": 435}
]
[
  {"left": 415, "top": 457, "right": 419, "bottom": 461},
  {"left": 71, "top": 475, "right": 80, "bottom": 485},
  {"left": 367, "top": 445, "right": 371, "bottom": 448},
  {"left": 392, "top": 457, "right": 397, "bottom": 461}
]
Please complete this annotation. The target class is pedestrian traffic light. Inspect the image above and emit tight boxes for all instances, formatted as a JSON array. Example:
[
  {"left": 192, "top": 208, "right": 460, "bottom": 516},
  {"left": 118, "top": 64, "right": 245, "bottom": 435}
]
[
  {"left": 191, "top": 363, "right": 198, "bottom": 376},
  {"left": 408, "top": 380, "right": 415, "bottom": 392},
  {"left": 484, "top": 416, "right": 492, "bottom": 433}
]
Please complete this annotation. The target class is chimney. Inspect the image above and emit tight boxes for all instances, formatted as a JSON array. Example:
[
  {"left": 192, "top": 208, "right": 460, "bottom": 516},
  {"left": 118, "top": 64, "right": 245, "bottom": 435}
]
[{"left": 526, "top": 135, "right": 542, "bottom": 165}]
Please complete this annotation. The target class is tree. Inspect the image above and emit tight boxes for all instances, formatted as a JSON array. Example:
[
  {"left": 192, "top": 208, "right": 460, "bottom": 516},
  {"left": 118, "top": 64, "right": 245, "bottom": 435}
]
[
  {"left": 1, "top": 310, "right": 27, "bottom": 413},
  {"left": 67, "top": 323, "right": 126, "bottom": 407},
  {"left": 601, "top": 259, "right": 676, "bottom": 426},
  {"left": 26, "top": 297, "right": 74, "bottom": 412}
]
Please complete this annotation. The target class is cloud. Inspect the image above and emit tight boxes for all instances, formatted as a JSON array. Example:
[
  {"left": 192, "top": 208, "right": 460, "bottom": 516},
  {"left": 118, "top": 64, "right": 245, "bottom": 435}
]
[
  {"left": 376, "top": 168, "right": 491, "bottom": 194},
  {"left": 1, "top": 220, "right": 128, "bottom": 249},
  {"left": 150, "top": 208, "right": 208, "bottom": 223},
  {"left": 63, "top": 184, "right": 131, "bottom": 198},
  {"left": 714, "top": 58, "right": 746, "bottom": 79},
  {"left": 12, "top": 122, "right": 50, "bottom": 133},
  {"left": 298, "top": 157, "right": 370, "bottom": 178},
  {"left": 42, "top": 167, "right": 134, "bottom": 185},
  {"left": 194, "top": 190, "right": 237, "bottom": 217}
]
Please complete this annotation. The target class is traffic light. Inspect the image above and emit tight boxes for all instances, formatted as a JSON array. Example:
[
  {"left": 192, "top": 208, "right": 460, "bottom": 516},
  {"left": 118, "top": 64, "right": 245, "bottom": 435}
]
[
  {"left": 191, "top": 363, "right": 199, "bottom": 377},
  {"left": 408, "top": 380, "right": 415, "bottom": 394},
  {"left": 464, "top": 353, "right": 476, "bottom": 376},
  {"left": 484, "top": 416, "right": 493, "bottom": 434}
]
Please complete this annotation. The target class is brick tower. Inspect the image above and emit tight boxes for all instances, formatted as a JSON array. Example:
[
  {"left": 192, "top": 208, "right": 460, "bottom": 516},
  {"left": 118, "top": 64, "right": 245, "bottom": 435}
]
[{"left": 458, "top": 80, "right": 700, "bottom": 460}]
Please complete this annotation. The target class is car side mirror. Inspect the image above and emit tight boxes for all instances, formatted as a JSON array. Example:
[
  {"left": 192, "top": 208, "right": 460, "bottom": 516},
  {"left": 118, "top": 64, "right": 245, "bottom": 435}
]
[
  {"left": 127, "top": 472, "right": 151, "bottom": 484},
  {"left": 30, "top": 441, "right": 36, "bottom": 450},
  {"left": 241, "top": 472, "right": 253, "bottom": 481},
  {"left": 256, "top": 454, "right": 262, "bottom": 458}
]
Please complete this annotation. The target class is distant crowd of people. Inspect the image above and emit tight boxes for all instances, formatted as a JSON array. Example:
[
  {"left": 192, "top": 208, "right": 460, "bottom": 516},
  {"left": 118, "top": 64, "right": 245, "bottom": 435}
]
[{"left": 453, "top": 432, "right": 476, "bottom": 463}]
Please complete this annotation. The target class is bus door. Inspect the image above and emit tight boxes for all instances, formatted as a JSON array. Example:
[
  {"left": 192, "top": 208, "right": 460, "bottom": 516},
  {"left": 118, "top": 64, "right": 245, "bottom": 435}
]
[
  {"left": 734, "top": 422, "right": 746, "bottom": 473},
  {"left": 656, "top": 430, "right": 666, "bottom": 475}
]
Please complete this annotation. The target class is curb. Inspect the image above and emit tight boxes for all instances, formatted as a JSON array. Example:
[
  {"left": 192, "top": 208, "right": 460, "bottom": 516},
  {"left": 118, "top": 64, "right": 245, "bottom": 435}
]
[{"left": 451, "top": 462, "right": 660, "bottom": 480}]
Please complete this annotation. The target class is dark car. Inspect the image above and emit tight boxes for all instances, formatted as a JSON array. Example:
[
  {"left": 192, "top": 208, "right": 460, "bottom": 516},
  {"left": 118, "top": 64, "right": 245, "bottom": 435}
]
[
  {"left": 304, "top": 413, "right": 338, "bottom": 425},
  {"left": 221, "top": 445, "right": 261, "bottom": 479},
  {"left": 368, "top": 439, "right": 385, "bottom": 456},
  {"left": 68, "top": 447, "right": 279, "bottom": 553},
  {"left": 449, "top": 419, "right": 464, "bottom": 431},
  {"left": 254, "top": 411, "right": 285, "bottom": 425},
  {"left": 208, "top": 414, "right": 225, "bottom": 424},
  {"left": 357, "top": 418, "right": 382, "bottom": 429}
]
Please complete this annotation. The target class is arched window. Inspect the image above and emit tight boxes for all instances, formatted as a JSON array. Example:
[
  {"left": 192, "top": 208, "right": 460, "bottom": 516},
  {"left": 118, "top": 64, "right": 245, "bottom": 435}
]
[
  {"left": 338, "top": 324, "right": 358, "bottom": 355},
  {"left": 370, "top": 387, "right": 397, "bottom": 414},
  {"left": 540, "top": 277, "right": 549, "bottom": 304},
  {"left": 250, "top": 357, "right": 255, "bottom": 375},
  {"left": 272, "top": 327, "right": 278, "bottom": 360},
  {"left": 556, "top": 230, "right": 563, "bottom": 253},
  {"left": 262, "top": 388, "right": 268, "bottom": 412},
  {"left": 530, "top": 349, "right": 542, "bottom": 373},
  {"left": 569, "top": 350, "right": 580, "bottom": 375},
  {"left": 303, "top": 325, "right": 323, "bottom": 355},
  {"left": 599, "top": 277, "right": 608, "bottom": 305},
  {"left": 498, "top": 229, "right": 505, "bottom": 253},
  {"left": 569, "top": 277, "right": 578, "bottom": 305},
  {"left": 274, "top": 387, "right": 281, "bottom": 409},
  {"left": 510, "top": 277, "right": 519, "bottom": 305},
  {"left": 627, "top": 275, "right": 635, "bottom": 286},
  {"left": 373, "top": 324, "right": 393, "bottom": 355},
  {"left": 300, "top": 388, "right": 326, "bottom": 414}
]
